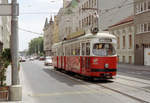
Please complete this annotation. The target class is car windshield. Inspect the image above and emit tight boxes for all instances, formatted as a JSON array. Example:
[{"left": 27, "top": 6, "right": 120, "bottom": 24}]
[
  {"left": 93, "top": 43, "right": 116, "bottom": 56},
  {"left": 46, "top": 57, "right": 51, "bottom": 59}
]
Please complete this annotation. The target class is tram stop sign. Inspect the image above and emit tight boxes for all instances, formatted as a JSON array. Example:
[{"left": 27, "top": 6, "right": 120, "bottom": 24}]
[{"left": 0, "top": 4, "right": 19, "bottom": 16}]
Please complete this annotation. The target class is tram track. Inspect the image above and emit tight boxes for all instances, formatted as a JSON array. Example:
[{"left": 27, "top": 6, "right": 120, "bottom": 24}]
[
  {"left": 113, "top": 81, "right": 150, "bottom": 93},
  {"left": 51, "top": 69, "right": 150, "bottom": 103},
  {"left": 96, "top": 83, "right": 150, "bottom": 103},
  {"left": 117, "top": 76, "right": 150, "bottom": 85}
]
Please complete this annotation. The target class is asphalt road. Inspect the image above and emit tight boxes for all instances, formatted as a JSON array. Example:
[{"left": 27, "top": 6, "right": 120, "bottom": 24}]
[
  {"left": 21, "top": 60, "right": 144, "bottom": 103},
  {"left": 118, "top": 64, "right": 150, "bottom": 80}
]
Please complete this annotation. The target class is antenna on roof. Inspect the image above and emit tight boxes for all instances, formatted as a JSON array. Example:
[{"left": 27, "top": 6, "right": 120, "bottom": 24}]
[{"left": 91, "top": 27, "right": 99, "bottom": 35}]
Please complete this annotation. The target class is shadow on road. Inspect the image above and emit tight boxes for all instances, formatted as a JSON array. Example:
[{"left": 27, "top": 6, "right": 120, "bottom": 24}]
[
  {"left": 43, "top": 68, "right": 114, "bottom": 86},
  {"left": 43, "top": 68, "right": 83, "bottom": 87}
]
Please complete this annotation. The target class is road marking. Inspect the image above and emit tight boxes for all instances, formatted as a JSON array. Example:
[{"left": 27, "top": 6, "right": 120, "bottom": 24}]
[{"left": 29, "top": 90, "right": 103, "bottom": 97}]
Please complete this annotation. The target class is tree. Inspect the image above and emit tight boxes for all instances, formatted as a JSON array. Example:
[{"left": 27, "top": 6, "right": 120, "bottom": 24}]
[
  {"left": 0, "top": 48, "right": 11, "bottom": 86},
  {"left": 28, "top": 37, "right": 44, "bottom": 56}
]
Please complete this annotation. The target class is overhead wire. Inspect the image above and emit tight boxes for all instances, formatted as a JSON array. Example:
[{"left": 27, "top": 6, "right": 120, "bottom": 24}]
[
  {"left": 18, "top": 0, "right": 139, "bottom": 35},
  {"left": 19, "top": 28, "right": 43, "bottom": 35},
  {"left": 19, "top": 0, "right": 138, "bottom": 16}
]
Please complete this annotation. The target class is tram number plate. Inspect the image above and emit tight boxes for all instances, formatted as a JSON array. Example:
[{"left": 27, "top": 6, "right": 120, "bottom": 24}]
[
  {"left": 103, "top": 73, "right": 111, "bottom": 77},
  {"left": 105, "top": 73, "right": 110, "bottom": 76}
]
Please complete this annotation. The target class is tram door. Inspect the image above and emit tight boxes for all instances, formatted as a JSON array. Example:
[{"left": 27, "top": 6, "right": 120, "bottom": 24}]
[
  {"left": 81, "top": 43, "right": 86, "bottom": 74},
  {"left": 62, "top": 47, "right": 65, "bottom": 69},
  {"left": 81, "top": 42, "right": 91, "bottom": 75}
]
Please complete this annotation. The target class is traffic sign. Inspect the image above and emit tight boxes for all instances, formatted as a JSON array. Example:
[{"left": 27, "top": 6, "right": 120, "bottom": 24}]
[{"left": 0, "top": 4, "right": 19, "bottom": 16}]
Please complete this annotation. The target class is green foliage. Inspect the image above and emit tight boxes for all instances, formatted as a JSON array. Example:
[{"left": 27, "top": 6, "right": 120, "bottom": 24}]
[
  {"left": 0, "top": 48, "right": 11, "bottom": 87},
  {"left": 28, "top": 37, "right": 44, "bottom": 55}
]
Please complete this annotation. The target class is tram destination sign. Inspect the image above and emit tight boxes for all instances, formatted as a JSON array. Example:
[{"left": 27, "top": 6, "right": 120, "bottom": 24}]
[
  {"left": 0, "top": 4, "right": 19, "bottom": 16},
  {"left": 99, "top": 38, "right": 112, "bottom": 42}
]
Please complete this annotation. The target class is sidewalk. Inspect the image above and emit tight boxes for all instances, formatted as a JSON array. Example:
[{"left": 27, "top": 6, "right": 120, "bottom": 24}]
[
  {"left": 2, "top": 65, "right": 36, "bottom": 103},
  {"left": 1, "top": 66, "right": 21, "bottom": 103},
  {"left": 118, "top": 63, "right": 150, "bottom": 71}
]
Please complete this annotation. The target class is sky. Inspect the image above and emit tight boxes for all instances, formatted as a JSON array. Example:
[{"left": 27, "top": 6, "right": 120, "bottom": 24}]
[{"left": 18, "top": 0, "right": 63, "bottom": 51}]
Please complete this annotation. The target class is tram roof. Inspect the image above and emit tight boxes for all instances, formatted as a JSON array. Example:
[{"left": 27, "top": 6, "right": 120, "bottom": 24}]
[
  {"left": 80, "top": 32, "right": 116, "bottom": 40},
  {"left": 52, "top": 32, "right": 116, "bottom": 47}
]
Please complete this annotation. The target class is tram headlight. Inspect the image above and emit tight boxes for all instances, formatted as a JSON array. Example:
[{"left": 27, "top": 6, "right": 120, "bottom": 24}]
[{"left": 105, "top": 64, "right": 109, "bottom": 68}]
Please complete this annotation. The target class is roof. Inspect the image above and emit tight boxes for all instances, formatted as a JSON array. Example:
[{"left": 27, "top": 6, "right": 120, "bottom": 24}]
[
  {"left": 109, "top": 15, "right": 134, "bottom": 28},
  {"left": 66, "top": 0, "right": 80, "bottom": 8}
]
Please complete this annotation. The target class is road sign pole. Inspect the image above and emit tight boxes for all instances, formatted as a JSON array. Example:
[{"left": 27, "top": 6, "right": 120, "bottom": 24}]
[
  {"left": 11, "top": 0, "right": 19, "bottom": 85},
  {"left": 9, "top": 0, "right": 22, "bottom": 101}
]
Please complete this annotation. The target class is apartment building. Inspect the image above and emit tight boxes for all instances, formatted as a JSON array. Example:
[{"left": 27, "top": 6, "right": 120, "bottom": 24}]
[
  {"left": 134, "top": 0, "right": 150, "bottom": 65},
  {"left": 98, "top": 0, "right": 134, "bottom": 31},
  {"left": 109, "top": 16, "right": 135, "bottom": 64}
]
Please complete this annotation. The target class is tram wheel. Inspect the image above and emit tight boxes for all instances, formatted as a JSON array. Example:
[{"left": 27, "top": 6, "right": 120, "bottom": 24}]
[{"left": 87, "top": 77, "right": 94, "bottom": 81}]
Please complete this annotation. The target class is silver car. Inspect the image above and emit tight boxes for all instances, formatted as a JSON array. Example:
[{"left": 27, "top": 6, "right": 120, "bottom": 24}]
[{"left": 44, "top": 57, "right": 52, "bottom": 66}]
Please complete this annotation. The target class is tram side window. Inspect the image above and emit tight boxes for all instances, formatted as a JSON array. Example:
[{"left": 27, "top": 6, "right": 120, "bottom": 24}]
[
  {"left": 71, "top": 44, "right": 74, "bottom": 56},
  {"left": 82, "top": 43, "right": 86, "bottom": 56},
  {"left": 56, "top": 48, "right": 58, "bottom": 56},
  {"left": 68, "top": 46, "right": 71, "bottom": 56},
  {"left": 75, "top": 43, "right": 80, "bottom": 56},
  {"left": 86, "top": 42, "right": 90, "bottom": 56}
]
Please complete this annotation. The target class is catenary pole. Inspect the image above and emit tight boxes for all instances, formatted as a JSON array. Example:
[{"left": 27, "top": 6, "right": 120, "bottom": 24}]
[
  {"left": 11, "top": 0, "right": 19, "bottom": 85},
  {"left": 97, "top": 0, "right": 100, "bottom": 30}
]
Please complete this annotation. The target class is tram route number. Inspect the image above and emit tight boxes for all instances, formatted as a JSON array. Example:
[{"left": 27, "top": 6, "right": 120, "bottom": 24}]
[{"left": 99, "top": 38, "right": 112, "bottom": 42}]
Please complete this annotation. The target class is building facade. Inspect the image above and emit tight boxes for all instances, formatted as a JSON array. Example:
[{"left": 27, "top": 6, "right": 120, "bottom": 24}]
[
  {"left": 52, "top": 16, "right": 59, "bottom": 44},
  {"left": 57, "top": 0, "right": 80, "bottom": 41},
  {"left": 56, "top": 0, "right": 134, "bottom": 41},
  {"left": 78, "top": 0, "right": 98, "bottom": 32},
  {"left": 43, "top": 17, "right": 54, "bottom": 56},
  {"left": 109, "top": 16, "right": 135, "bottom": 64},
  {"left": 0, "top": 0, "right": 11, "bottom": 52},
  {"left": 134, "top": 0, "right": 150, "bottom": 65},
  {"left": 98, "top": 0, "right": 134, "bottom": 31}
]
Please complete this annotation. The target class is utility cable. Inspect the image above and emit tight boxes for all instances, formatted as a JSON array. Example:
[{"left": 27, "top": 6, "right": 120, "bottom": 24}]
[{"left": 19, "top": 28, "right": 43, "bottom": 35}]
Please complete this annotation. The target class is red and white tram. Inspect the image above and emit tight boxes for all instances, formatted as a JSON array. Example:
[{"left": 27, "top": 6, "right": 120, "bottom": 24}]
[{"left": 52, "top": 31, "right": 117, "bottom": 79}]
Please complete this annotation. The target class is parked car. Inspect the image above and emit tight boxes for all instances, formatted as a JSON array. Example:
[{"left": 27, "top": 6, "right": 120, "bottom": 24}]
[
  {"left": 39, "top": 56, "right": 45, "bottom": 61},
  {"left": 29, "top": 57, "right": 34, "bottom": 61},
  {"left": 19, "top": 57, "right": 26, "bottom": 62},
  {"left": 44, "top": 57, "right": 52, "bottom": 66}
]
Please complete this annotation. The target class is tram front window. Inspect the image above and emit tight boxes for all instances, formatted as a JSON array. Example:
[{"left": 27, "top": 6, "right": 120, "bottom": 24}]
[{"left": 93, "top": 43, "right": 116, "bottom": 56}]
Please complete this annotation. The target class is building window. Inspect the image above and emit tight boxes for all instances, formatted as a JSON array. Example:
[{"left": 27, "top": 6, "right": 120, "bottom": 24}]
[
  {"left": 137, "top": 23, "right": 150, "bottom": 34},
  {"left": 123, "top": 36, "right": 125, "bottom": 49},
  {"left": 148, "top": 23, "right": 150, "bottom": 31},
  {"left": 129, "top": 56, "right": 132, "bottom": 64},
  {"left": 148, "top": 1, "right": 150, "bottom": 9},
  {"left": 94, "top": 0, "right": 97, "bottom": 6},
  {"left": 92, "top": 0, "right": 93, "bottom": 7},
  {"left": 144, "top": 2, "right": 147, "bottom": 10},
  {"left": 136, "top": 4, "right": 140, "bottom": 13},
  {"left": 129, "top": 35, "right": 132, "bottom": 49},
  {"left": 123, "top": 56, "right": 125, "bottom": 63},
  {"left": 140, "top": 2, "right": 144, "bottom": 11},
  {"left": 117, "top": 37, "right": 120, "bottom": 49},
  {"left": 144, "top": 23, "right": 148, "bottom": 32},
  {"left": 118, "top": 56, "right": 120, "bottom": 62},
  {"left": 136, "top": 1, "right": 150, "bottom": 14},
  {"left": 141, "top": 24, "right": 144, "bottom": 33}
]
